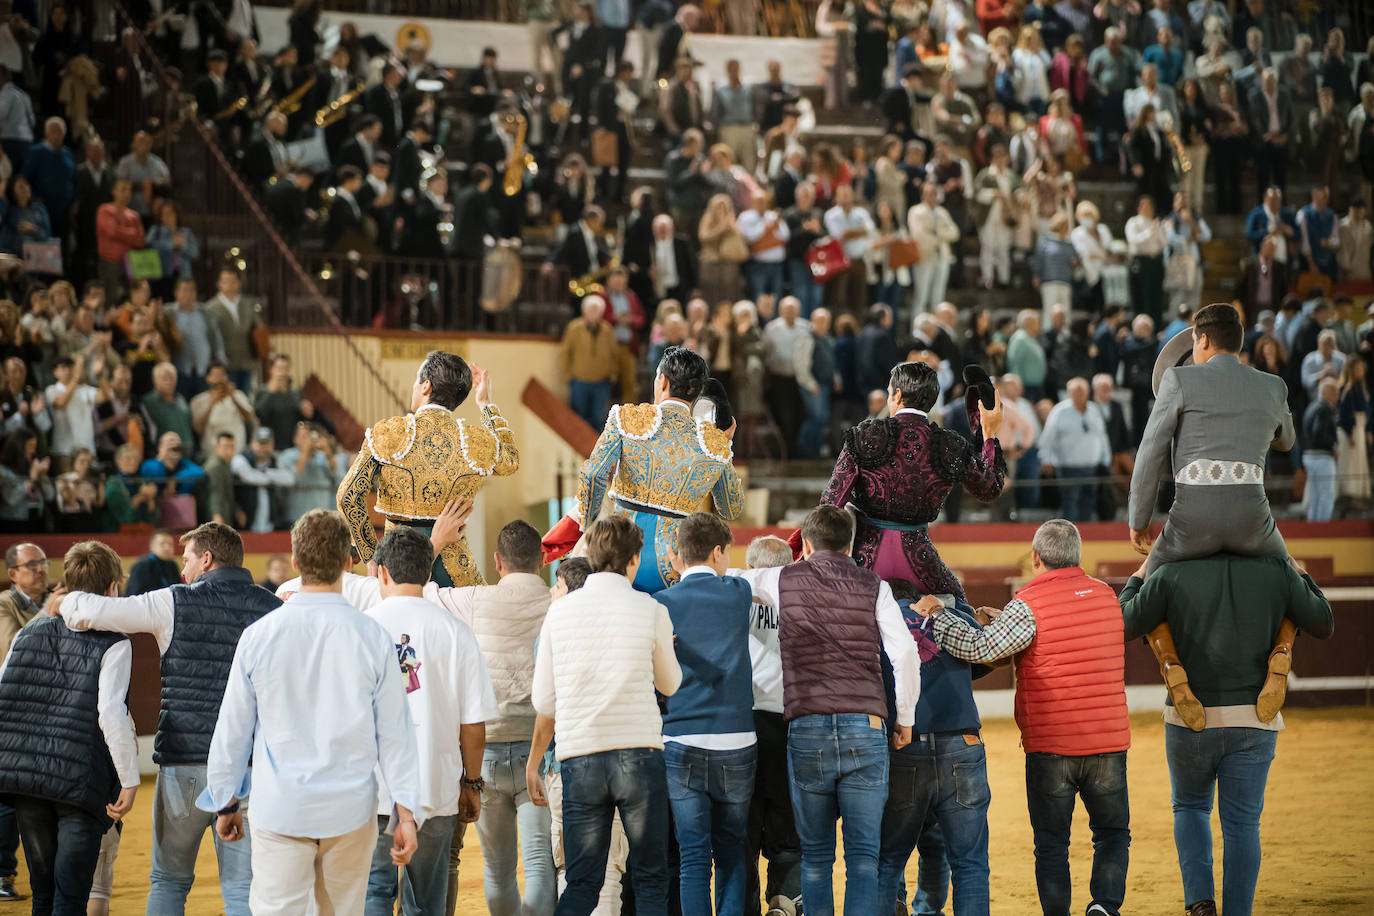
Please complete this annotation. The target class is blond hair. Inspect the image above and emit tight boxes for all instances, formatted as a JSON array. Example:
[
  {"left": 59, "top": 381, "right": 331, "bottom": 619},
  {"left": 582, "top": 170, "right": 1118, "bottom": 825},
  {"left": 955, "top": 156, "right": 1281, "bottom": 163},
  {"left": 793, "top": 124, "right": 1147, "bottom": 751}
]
[
  {"left": 64, "top": 541, "right": 124, "bottom": 595},
  {"left": 291, "top": 509, "right": 352, "bottom": 586}
]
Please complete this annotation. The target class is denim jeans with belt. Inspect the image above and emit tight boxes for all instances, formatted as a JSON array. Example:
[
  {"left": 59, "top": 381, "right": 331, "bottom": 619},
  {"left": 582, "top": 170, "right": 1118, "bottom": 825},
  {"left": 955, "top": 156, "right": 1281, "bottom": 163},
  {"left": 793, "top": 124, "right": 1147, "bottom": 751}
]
[
  {"left": 478, "top": 740, "right": 556, "bottom": 916},
  {"left": 1165, "top": 725, "right": 1277, "bottom": 916},
  {"left": 786, "top": 713, "right": 890, "bottom": 916},
  {"left": 1025, "top": 751, "right": 1131, "bottom": 916},
  {"left": 365, "top": 813, "right": 457, "bottom": 916},
  {"left": 664, "top": 742, "right": 757, "bottom": 916},
  {"left": 558, "top": 747, "right": 670, "bottom": 916},
  {"left": 877, "top": 734, "right": 991, "bottom": 916},
  {"left": 145, "top": 764, "right": 253, "bottom": 916},
  {"left": 570, "top": 379, "right": 613, "bottom": 433}
]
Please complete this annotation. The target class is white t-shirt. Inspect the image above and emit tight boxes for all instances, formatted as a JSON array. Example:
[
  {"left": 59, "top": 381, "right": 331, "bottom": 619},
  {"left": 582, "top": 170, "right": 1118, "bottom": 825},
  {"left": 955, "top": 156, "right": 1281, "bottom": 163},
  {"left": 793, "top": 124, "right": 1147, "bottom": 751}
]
[
  {"left": 44, "top": 382, "right": 97, "bottom": 456},
  {"left": 277, "top": 571, "right": 382, "bottom": 609},
  {"left": 365, "top": 594, "right": 499, "bottom": 821}
]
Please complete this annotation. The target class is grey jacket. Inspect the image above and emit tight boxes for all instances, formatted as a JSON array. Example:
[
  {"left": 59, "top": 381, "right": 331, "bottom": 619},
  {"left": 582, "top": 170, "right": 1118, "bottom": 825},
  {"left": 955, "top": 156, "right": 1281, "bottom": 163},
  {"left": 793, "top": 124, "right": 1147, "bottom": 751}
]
[
  {"left": 203, "top": 294, "right": 266, "bottom": 373},
  {"left": 1129, "top": 353, "right": 1295, "bottom": 529}
]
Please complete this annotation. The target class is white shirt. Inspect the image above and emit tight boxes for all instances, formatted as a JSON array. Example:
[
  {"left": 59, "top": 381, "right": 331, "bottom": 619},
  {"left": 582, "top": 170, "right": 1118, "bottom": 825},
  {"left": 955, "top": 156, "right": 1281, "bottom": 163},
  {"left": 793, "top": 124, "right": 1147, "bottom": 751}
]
[
  {"left": 737, "top": 209, "right": 790, "bottom": 263},
  {"left": 63, "top": 587, "right": 177, "bottom": 654},
  {"left": 728, "top": 564, "right": 920, "bottom": 727},
  {"left": 366, "top": 594, "right": 498, "bottom": 821},
  {"left": 191, "top": 388, "right": 256, "bottom": 458},
  {"left": 823, "top": 205, "right": 875, "bottom": 260},
  {"left": 229, "top": 452, "right": 293, "bottom": 533},
  {"left": 1039, "top": 399, "right": 1112, "bottom": 469},
  {"left": 653, "top": 238, "right": 679, "bottom": 296},
  {"left": 1124, "top": 216, "right": 1167, "bottom": 257},
  {"left": 44, "top": 382, "right": 97, "bottom": 456},
  {"left": 197, "top": 592, "right": 420, "bottom": 836},
  {"left": 1070, "top": 222, "right": 1114, "bottom": 285},
  {"left": 0, "top": 629, "right": 139, "bottom": 788},
  {"left": 1262, "top": 205, "right": 1290, "bottom": 263}
]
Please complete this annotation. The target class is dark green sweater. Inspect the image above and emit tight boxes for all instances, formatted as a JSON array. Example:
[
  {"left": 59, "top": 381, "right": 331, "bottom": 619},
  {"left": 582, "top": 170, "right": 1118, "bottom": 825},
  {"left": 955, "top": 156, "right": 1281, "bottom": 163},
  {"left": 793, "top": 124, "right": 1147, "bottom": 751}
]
[{"left": 1120, "top": 554, "right": 1334, "bottom": 708}]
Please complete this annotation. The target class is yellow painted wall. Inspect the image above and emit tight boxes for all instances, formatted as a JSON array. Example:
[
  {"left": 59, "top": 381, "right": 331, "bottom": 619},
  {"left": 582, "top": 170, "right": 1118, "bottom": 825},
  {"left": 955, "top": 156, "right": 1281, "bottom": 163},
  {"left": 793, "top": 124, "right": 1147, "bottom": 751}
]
[{"left": 271, "top": 332, "right": 584, "bottom": 581}]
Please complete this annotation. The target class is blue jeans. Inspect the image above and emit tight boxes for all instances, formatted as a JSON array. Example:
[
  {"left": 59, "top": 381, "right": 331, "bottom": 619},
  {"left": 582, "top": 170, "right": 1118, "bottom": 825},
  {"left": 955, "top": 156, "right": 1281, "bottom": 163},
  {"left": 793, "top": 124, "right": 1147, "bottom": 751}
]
[
  {"left": 1056, "top": 466, "right": 1098, "bottom": 522},
  {"left": 478, "top": 740, "right": 556, "bottom": 916},
  {"left": 664, "top": 742, "right": 756, "bottom": 916},
  {"left": 1025, "top": 751, "right": 1131, "bottom": 916},
  {"left": 1015, "top": 446, "right": 1042, "bottom": 511},
  {"left": 13, "top": 798, "right": 106, "bottom": 915},
  {"left": 787, "top": 259, "right": 823, "bottom": 317},
  {"left": 558, "top": 748, "right": 670, "bottom": 916},
  {"left": 570, "top": 379, "right": 613, "bottom": 432},
  {"left": 749, "top": 260, "right": 786, "bottom": 300},
  {"left": 0, "top": 801, "right": 16, "bottom": 880},
  {"left": 797, "top": 385, "right": 831, "bottom": 459},
  {"left": 878, "top": 736, "right": 991, "bottom": 916},
  {"left": 910, "top": 816, "right": 949, "bottom": 915},
  {"left": 146, "top": 764, "right": 253, "bottom": 916},
  {"left": 1302, "top": 453, "right": 1336, "bottom": 521},
  {"left": 787, "top": 713, "right": 890, "bottom": 916},
  {"left": 365, "top": 813, "right": 456, "bottom": 916},
  {"left": 1165, "top": 725, "right": 1277, "bottom": 916}
]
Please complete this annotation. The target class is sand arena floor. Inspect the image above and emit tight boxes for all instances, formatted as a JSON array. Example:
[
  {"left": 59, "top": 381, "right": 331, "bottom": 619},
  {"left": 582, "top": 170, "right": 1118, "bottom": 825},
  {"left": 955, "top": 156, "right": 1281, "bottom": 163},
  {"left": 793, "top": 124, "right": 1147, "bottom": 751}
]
[{"left": 14, "top": 709, "right": 1374, "bottom": 914}]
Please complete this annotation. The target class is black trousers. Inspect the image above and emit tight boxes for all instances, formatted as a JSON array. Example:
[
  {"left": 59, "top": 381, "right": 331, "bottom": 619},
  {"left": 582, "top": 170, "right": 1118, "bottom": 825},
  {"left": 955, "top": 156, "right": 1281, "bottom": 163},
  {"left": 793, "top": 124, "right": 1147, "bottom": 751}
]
[
  {"left": 765, "top": 372, "right": 804, "bottom": 458},
  {"left": 746, "top": 710, "right": 801, "bottom": 914},
  {"left": 1255, "top": 141, "right": 1288, "bottom": 201},
  {"left": 14, "top": 798, "right": 106, "bottom": 916}
]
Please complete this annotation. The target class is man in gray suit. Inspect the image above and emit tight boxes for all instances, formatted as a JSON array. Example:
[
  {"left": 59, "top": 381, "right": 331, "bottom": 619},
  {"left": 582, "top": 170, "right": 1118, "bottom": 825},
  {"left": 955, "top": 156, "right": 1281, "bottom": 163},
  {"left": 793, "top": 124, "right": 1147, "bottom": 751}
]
[
  {"left": 203, "top": 267, "right": 267, "bottom": 392},
  {"left": 1128, "top": 302, "right": 1297, "bottom": 729}
]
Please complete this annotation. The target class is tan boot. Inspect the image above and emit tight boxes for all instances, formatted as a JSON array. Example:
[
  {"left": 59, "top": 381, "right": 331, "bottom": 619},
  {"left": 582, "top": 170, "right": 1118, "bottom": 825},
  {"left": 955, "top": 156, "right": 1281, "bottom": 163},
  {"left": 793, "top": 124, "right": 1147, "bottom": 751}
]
[
  {"left": 1256, "top": 619, "right": 1298, "bottom": 723},
  {"left": 1148, "top": 623, "right": 1206, "bottom": 731}
]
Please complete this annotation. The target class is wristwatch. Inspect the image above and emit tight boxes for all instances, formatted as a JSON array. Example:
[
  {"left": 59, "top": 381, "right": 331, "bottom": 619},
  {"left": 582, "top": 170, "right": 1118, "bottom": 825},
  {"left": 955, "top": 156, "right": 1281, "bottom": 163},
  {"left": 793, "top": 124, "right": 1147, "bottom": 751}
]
[
  {"left": 217, "top": 802, "right": 240, "bottom": 816},
  {"left": 462, "top": 776, "right": 485, "bottom": 792}
]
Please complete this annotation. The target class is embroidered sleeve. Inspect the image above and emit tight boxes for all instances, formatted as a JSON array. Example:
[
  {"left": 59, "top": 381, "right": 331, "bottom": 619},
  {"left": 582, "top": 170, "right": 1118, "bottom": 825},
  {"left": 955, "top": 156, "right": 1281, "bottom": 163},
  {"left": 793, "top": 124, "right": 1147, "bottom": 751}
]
[
  {"left": 696, "top": 421, "right": 733, "bottom": 463},
  {"left": 616, "top": 403, "right": 663, "bottom": 440},
  {"left": 575, "top": 407, "right": 624, "bottom": 525},
  {"left": 962, "top": 437, "right": 1007, "bottom": 503},
  {"left": 821, "top": 440, "right": 860, "bottom": 509},
  {"left": 336, "top": 447, "right": 381, "bottom": 562},
  {"left": 711, "top": 464, "right": 745, "bottom": 521},
  {"left": 459, "top": 405, "right": 519, "bottom": 477}
]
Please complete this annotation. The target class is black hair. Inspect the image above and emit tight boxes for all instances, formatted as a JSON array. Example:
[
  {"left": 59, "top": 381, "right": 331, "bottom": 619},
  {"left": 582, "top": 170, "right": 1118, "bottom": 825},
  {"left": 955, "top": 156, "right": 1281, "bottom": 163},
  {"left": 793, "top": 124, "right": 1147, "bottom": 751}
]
[
  {"left": 555, "top": 557, "right": 592, "bottom": 592},
  {"left": 656, "top": 346, "right": 709, "bottom": 401},
  {"left": 886, "top": 578, "right": 920, "bottom": 602},
  {"left": 418, "top": 350, "right": 473, "bottom": 410},
  {"left": 496, "top": 520, "right": 543, "bottom": 573},
  {"left": 888, "top": 361, "right": 940, "bottom": 412},
  {"left": 373, "top": 525, "right": 434, "bottom": 586},
  {"left": 337, "top": 165, "right": 363, "bottom": 184},
  {"left": 676, "top": 513, "right": 732, "bottom": 566},
  {"left": 357, "top": 114, "right": 382, "bottom": 132}
]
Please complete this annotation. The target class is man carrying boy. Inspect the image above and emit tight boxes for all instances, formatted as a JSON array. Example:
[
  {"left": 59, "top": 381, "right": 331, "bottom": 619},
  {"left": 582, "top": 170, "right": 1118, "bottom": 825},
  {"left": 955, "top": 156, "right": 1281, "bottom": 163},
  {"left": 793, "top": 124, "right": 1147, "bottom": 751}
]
[
  {"left": 0, "top": 541, "right": 140, "bottom": 914},
  {"left": 657, "top": 513, "right": 756, "bottom": 915}
]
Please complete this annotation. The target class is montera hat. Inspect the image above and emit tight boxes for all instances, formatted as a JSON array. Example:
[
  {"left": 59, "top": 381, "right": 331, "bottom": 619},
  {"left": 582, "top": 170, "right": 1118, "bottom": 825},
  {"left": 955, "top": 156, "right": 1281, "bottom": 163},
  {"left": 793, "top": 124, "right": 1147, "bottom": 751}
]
[{"left": 1152, "top": 328, "right": 1194, "bottom": 396}]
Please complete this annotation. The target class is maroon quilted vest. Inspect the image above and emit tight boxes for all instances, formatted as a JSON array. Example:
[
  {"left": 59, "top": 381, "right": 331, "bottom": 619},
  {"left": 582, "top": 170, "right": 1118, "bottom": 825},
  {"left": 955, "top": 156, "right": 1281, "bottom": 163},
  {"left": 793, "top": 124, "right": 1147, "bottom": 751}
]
[{"left": 777, "top": 551, "right": 886, "bottom": 722}]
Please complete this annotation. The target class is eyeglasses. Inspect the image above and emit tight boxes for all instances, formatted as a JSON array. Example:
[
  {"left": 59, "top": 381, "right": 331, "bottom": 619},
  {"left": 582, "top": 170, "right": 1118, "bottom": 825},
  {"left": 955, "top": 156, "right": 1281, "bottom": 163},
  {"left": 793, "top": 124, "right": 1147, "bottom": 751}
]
[{"left": 13, "top": 560, "right": 46, "bottom": 571}]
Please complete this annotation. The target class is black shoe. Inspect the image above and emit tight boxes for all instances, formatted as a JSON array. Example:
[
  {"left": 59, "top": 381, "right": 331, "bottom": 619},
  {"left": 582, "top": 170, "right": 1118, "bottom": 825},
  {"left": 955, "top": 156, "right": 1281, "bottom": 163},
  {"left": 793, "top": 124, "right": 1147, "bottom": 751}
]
[
  {"left": 0, "top": 878, "right": 22, "bottom": 901},
  {"left": 1185, "top": 901, "right": 1217, "bottom": 916}
]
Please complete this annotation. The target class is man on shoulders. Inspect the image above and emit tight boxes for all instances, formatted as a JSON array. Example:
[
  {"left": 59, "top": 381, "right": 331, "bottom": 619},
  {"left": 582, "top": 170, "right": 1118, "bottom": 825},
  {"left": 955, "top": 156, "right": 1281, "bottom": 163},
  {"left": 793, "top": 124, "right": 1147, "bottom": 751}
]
[
  {"left": 196, "top": 510, "right": 420, "bottom": 914},
  {"left": 1120, "top": 552, "right": 1332, "bottom": 916},
  {"left": 60, "top": 522, "right": 280, "bottom": 915},
  {"left": 363, "top": 526, "right": 498, "bottom": 916}
]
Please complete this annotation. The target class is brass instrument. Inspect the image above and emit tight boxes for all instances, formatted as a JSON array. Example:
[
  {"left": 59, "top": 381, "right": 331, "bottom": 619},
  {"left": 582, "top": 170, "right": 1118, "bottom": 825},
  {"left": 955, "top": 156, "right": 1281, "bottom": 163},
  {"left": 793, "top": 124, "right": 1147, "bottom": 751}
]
[
  {"left": 569, "top": 255, "right": 620, "bottom": 297},
  {"left": 248, "top": 70, "right": 276, "bottom": 119},
  {"left": 272, "top": 75, "right": 316, "bottom": 117},
  {"left": 1166, "top": 124, "right": 1191, "bottom": 175},
  {"left": 212, "top": 95, "right": 248, "bottom": 122},
  {"left": 503, "top": 112, "right": 533, "bottom": 197},
  {"left": 315, "top": 80, "right": 365, "bottom": 128}
]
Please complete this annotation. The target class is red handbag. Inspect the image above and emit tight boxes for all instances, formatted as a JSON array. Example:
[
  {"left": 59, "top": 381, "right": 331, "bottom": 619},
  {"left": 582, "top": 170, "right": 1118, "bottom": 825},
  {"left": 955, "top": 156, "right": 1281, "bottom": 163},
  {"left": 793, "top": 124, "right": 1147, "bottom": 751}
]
[{"left": 804, "top": 237, "right": 850, "bottom": 283}]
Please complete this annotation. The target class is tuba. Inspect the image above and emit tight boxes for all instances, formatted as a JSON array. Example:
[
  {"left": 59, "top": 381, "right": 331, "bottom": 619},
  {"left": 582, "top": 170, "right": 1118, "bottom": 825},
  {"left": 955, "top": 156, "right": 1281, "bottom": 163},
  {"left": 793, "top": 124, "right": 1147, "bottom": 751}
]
[{"left": 503, "top": 112, "right": 534, "bottom": 197}]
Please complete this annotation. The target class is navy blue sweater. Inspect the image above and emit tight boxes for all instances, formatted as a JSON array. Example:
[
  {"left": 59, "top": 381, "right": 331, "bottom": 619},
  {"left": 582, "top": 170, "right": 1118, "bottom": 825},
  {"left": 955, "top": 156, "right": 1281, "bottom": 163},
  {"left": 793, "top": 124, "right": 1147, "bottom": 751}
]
[
  {"left": 657, "top": 571, "right": 756, "bottom": 737},
  {"left": 884, "top": 598, "right": 985, "bottom": 743}
]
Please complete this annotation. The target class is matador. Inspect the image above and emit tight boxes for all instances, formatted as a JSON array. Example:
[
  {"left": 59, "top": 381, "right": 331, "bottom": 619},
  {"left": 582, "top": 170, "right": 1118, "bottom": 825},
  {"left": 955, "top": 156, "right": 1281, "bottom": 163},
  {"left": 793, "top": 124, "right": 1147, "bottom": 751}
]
[{"left": 337, "top": 351, "right": 518, "bottom": 587}]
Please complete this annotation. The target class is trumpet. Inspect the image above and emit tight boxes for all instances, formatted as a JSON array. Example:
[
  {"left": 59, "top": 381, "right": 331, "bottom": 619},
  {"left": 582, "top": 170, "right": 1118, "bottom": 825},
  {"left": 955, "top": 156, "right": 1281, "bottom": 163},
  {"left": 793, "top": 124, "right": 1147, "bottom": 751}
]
[
  {"left": 316, "top": 80, "right": 364, "bottom": 128},
  {"left": 272, "top": 75, "right": 316, "bottom": 117}
]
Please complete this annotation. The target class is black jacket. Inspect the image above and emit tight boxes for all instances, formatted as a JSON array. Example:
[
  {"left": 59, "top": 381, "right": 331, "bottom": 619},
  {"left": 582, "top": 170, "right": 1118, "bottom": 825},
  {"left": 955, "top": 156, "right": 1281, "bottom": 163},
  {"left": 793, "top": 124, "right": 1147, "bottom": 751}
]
[
  {"left": 547, "top": 223, "right": 611, "bottom": 278},
  {"left": 363, "top": 83, "right": 405, "bottom": 149},
  {"left": 451, "top": 185, "right": 491, "bottom": 258}
]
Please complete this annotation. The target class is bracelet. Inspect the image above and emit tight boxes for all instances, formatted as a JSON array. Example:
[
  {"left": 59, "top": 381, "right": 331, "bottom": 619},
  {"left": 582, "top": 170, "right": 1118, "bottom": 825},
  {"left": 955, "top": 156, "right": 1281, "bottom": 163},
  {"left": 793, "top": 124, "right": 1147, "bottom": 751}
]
[
  {"left": 462, "top": 776, "right": 485, "bottom": 792},
  {"left": 217, "top": 802, "right": 240, "bottom": 816}
]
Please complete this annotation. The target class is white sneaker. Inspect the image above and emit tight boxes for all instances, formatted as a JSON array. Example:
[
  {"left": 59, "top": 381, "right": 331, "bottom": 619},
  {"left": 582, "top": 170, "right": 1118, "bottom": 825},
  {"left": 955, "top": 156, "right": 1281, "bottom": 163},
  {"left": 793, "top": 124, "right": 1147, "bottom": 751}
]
[{"left": 1086, "top": 905, "right": 1113, "bottom": 916}]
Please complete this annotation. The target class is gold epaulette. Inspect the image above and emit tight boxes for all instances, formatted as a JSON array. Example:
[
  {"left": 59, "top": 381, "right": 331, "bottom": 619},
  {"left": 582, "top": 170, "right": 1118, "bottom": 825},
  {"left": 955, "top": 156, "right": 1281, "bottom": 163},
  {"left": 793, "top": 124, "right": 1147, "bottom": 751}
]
[
  {"left": 696, "top": 422, "right": 733, "bottom": 463},
  {"left": 613, "top": 403, "right": 663, "bottom": 440},
  {"left": 366, "top": 414, "right": 416, "bottom": 466},
  {"left": 457, "top": 419, "right": 499, "bottom": 475}
]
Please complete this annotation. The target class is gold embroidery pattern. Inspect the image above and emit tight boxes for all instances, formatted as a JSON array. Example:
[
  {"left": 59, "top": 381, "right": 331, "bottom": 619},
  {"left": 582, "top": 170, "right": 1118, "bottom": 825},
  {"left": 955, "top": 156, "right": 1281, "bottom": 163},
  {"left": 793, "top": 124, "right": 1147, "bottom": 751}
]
[{"left": 337, "top": 448, "right": 382, "bottom": 561}]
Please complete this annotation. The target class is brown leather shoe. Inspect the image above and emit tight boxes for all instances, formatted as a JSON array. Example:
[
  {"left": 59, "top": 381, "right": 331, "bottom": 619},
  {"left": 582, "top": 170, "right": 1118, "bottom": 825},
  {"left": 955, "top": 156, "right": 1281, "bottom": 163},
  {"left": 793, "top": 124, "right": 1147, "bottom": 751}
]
[
  {"left": 1256, "top": 646, "right": 1292, "bottom": 723},
  {"left": 1186, "top": 900, "right": 1217, "bottom": 916},
  {"left": 1163, "top": 662, "right": 1207, "bottom": 731}
]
